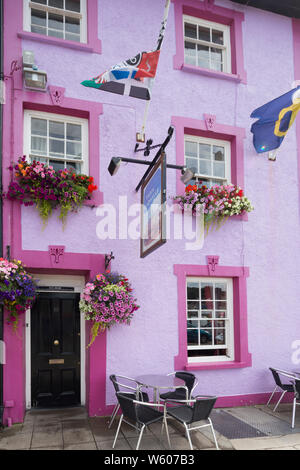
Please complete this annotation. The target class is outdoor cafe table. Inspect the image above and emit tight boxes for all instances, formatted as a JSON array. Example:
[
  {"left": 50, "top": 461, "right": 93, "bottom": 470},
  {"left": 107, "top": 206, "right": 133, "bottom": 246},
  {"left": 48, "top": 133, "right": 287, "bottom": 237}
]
[{"left": 134, "top": 374, "right": 188, "bottom": 403}]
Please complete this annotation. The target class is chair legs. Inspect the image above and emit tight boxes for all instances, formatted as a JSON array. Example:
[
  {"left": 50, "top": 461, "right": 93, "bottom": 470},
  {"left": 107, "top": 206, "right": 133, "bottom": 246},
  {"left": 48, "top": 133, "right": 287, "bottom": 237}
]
[
  {"left": 292, "top": 397, "right": 297, "bottom": 429},
  {"left": 273, "top": 390, "right": 287, "bottom": 412},
  {"left": 184, "top": 420, "right": 219, "bottom": 451},
  {"left": 108, "top": 403, "right": 120, "bottom": 428},
  {"left": 266, "top": 386, "right": 278, "bottom": 406},
  {"left": 112, "top": 414, "right": 123, "bottom": 448}
]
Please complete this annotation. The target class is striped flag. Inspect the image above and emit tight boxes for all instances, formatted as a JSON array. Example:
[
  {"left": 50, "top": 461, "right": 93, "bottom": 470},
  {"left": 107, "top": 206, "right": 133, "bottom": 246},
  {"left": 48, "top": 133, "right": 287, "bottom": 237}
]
[{"left": 81, "top": 49, "right": 160, "bottom": 101}]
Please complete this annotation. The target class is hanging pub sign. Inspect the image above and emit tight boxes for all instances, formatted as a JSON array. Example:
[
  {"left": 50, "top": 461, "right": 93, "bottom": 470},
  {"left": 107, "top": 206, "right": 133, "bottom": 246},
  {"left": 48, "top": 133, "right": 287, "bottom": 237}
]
[{"left": 140, "top": 152, "right": 166, "bottom": 258}]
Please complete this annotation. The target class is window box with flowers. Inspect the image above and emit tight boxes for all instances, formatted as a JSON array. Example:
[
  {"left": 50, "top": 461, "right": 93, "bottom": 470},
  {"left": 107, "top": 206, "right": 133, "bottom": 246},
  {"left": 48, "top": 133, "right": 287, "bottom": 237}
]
[
  {"left": 0, "top": 258, "right": 37, "bottom": 331},
  {"left": 79, "top": 273, "right": 140, "bottom": 347},
  {"left": 4, "top": 157, "right": 98, "bottom": 226},
  {"left": 173, "top": 182, "right": 253, "bottom": 232}
]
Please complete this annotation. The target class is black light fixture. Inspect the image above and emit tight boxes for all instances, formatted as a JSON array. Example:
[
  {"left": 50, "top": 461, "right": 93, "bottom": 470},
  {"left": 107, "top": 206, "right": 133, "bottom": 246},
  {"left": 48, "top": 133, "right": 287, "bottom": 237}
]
[{"left": 108, "top": 157, "right": 122, "bottom": 176}]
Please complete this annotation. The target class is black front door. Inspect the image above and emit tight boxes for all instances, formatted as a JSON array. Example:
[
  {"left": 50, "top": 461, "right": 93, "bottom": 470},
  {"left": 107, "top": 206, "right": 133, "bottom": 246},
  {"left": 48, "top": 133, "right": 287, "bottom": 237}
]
[{"left": 31, "top": 292, "right": 81, "bottom": 407}]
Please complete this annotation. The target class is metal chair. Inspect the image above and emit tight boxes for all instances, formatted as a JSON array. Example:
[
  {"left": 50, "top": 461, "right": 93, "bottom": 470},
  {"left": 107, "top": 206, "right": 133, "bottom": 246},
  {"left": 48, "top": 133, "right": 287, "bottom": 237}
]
[
  {"left": 267, "top": 368, "right": 298, "bottom": 411},
  {"left": 160, "top": 371, "right": 198, "bottom": 401},
  {"left": 112, "top": 392, "right": 171, "bottom": 450},
  {"left": 166, "top": 395, "right": 219, "bottom": 450},
  {"left": 292, "top": 377, "right": 300, "bottom": 428},
  {"left": 108, "top": 374, "right": 149, "bottom": 428}
]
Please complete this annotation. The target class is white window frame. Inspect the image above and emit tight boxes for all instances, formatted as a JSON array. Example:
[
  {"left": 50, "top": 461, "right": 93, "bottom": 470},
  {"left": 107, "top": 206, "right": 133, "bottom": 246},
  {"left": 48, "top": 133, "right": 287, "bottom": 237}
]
[
  {"left": 23, "top": 109, "right": 89, "bottom": 174},
  {"left": 186, "top": 276, "right": 234, "bottom": 363},
  {"left": 23, "top": 0, "right": 87, "bottom": 43},
  {"left": 183, "top": 14, "right": 231, "bottom": 74},
  {"left": 184, "top": 134, "right": 231, "bottom": 186}
]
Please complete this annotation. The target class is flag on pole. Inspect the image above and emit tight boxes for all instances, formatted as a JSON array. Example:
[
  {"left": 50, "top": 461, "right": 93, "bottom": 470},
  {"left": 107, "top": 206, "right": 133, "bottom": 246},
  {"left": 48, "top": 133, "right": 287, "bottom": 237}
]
[
  {"left": 250, "top": 86, "right": 300, "bottom": 153},
  {"left": 81, "top": 49, "right": 160, "bottom": 101}
]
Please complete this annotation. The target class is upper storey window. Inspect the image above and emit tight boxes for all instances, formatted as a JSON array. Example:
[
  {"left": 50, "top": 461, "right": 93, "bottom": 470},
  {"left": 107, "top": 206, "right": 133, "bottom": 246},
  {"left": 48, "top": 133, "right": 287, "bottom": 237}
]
[
  {"left": 24, "top": 0, "right": 87, "bottom": 43},
  {"left": 183, "top": 15, "right": 231, "bottom": 73}
]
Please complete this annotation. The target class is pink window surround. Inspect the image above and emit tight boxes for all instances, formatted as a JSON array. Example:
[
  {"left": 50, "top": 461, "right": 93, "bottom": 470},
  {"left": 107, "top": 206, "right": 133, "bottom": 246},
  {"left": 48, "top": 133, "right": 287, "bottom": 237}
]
[
  {"left": 173, "top": 263, "right": 252, "bottom": 371},
  {"left": 171, "top": 114, "right": 248, "bottom": 221},
  {"left": 172, "top": 0, "right": 247, "bottom": 84},
  {"left": 17, "top": 0, "right": 101, "bottom": 54}
]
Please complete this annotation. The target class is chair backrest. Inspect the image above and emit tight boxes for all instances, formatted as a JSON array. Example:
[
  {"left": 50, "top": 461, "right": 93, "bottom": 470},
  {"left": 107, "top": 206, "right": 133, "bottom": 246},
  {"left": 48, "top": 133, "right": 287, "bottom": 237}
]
[
  {"left": 175, "top": 371, "right": 196, "bottom": 395},
  {"left": 269, "top": 368, "right": 284, "bottom": 387},
  {"left": 109, "top": 374, "right": 138, "bottom": 394},
  {"left": 110, "top": 375, "right": 119, "bottom": 393},
  {"left": 294, "top": 379, "right": 300, "bottom": 399},
  {"left": 191, "top": 396, "right": 217, "bottom": 423},
  {"left": 116, "top": 392, "right": 137, "bottom": 422}
]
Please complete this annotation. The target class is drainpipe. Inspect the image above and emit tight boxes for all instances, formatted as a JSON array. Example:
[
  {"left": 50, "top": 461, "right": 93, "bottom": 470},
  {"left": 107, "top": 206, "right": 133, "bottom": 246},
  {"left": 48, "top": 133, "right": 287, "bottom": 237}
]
[{"left": 0, "top": 0, "right": 4, "bottom": 428}]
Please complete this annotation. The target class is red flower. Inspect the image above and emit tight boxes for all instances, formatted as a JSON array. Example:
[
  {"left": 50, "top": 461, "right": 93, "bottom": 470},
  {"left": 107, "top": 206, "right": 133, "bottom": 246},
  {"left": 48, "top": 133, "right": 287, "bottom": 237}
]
[
  {"left": 88, "top": 184, "right": 97, "bottom": 193},
  {"left": 89, "top": 177, "right": 94, "bottom": 183}
]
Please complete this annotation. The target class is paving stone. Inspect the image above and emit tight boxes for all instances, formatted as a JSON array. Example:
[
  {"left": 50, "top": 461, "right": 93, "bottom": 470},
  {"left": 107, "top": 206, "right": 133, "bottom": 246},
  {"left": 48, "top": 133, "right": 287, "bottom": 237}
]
[
  {"left": 31, "top": 424, "right": 63, "bottom": 448},
  {"left": 96, "top": 438, "right": 132, "bottom": 450},
  {"left": 0, "top": 432, "right": 32, "bottom": 450},
  {"left": 126, "top": 435, "right": 163, "bottom": 450},
  {"left": 63, "top": 442, "right": 97, "bottom": 450},
  {"left": 62, "top": 426, "right": 94, "bottom": 445}
]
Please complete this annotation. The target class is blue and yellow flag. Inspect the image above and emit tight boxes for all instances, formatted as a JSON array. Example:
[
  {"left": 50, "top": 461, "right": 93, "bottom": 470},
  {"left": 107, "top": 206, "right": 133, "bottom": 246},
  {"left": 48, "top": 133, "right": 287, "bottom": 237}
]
[{"left": 250, "top": 87, "right": 300, "bottom": 153}]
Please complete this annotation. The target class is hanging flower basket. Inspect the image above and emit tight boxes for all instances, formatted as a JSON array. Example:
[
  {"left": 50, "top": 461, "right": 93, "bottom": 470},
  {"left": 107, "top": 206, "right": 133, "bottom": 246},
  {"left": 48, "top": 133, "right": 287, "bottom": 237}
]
[
  {"left": 0, "top": 258, "right": 37, "bottom": 332},
  {"left": 173, "top": 183, "right": 254, "bottom": 232},
  {"left": 4, "top": 157, "right": 98, "bottom": 226},
  {"left": 79, "top": 273, "right": 140, "bottom": 347}
]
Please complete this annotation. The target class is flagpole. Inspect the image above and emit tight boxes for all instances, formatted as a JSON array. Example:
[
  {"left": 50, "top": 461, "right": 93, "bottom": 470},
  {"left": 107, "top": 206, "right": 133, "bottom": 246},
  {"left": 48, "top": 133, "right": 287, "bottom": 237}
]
[{"left": 137, "top": 0, "right": 171, "bottom": 142}]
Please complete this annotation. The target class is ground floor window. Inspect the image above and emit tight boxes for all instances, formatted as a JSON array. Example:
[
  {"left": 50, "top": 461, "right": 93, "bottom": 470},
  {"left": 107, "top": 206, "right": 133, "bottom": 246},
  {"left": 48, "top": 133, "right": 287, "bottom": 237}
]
[{"left": 186, "top": 276, "right": 234, "bottom": 363}]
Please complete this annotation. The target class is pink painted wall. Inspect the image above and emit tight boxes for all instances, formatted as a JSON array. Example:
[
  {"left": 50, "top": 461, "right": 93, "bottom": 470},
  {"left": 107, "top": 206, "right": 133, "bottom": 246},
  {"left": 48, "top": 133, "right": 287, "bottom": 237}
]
[{"left": 2, "top": 0, "right": 300, "bottom": 422}]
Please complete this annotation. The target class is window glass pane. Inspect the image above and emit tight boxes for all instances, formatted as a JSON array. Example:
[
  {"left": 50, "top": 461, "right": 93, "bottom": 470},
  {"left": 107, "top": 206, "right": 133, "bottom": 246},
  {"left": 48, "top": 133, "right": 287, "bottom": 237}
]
[
  {"left": 216, "top": 311, "right": 226, "bottom": 318},
  {"left": 32, "top": 118, "right": 47, "bottom": 136},
  {"left": 66, "top": 141, "right": 82, "bottom": 158},
  {"left": 187, "top": 329, "right": 198, "bottom": 346},
  {"left": 200, "top": 320, "right": 212, "bottom": 328},
  {"left": 214, "top": 329, "right": 225, "bottom": 345},
  {"left": 212, "top": 29, "right": 223, "bottom": 45},
  {"left": 187, "top": 310, "right": 199, "bottom": 318},
  {"left": 213, "top": 146, "right": 224, "bottom": 161},
  {"left": 66, "top": 161, "right": 81, "bottom": 173},
  {"left": 185, "top": 140, "right": 197, "bottom": 158},
  {"left": 214, "top": 320, "right": 225, "bottom": 328},
  {"left": 49, "top": 0, "right": 64, "bottom": 8},
  {"left": 31, "top": 156, "right": 48, "bottom": 165},
  {"left": 187, "top": 282, "right": 199, "bottom": 300},
  {"left": 215, "top": 283, "right": 227, "bottom": 300},
  {"left": 216, "top": 301, "right": 227, "bottom": 310},
  {"left": 201, "top": 311, "right": 213, "bottom": 319},
  {"left": 201, "top": 283, "right": 214, "bottom": 300},
  {"left": 199, "top": 160, "right": 211, "bottom": 176},
  {"left": 66, "top": 123, "right": 81, "bottom": 141},
  {"left": 48, "top": 13, "right": 64, "bottom": 30},
  {"left": 31, "top": 9, "right": 46, "bottom": 27},
  {"left": 184, "top": 22, "right": 197, "bottom": 39},
  {"left": 48, "top": 29, "right": 64, "bottom": 38},
  {"left": 31, "top": 25, "right": 47, "bottom": 35},
  {"left": 211, "top": 47, "right": 223, "bottom": 71},
  {"left": 187, "top": 301, "right": 199, "bottom": 310},
  {"left": 200, "top": 330, "right": 212, "bottom": 345},
  {"left": 188, "top": 320, "right": 199, "bottom": 329},
  {"left": 50, "top": 139, "right": 64, "bottom": 155},
  {"left": 198, "top": 25, "right": 210, "bottom": 42},
  {"left": 186, "top": 157, "right": 198, "bottom": 174},
  {"left": 65, "top": 16, "right": 80, "bottom": 34},
  {"left": 66, "top": 0, "right": 81, "bottom": 12},
  {"left": 49, "top": 160, "right": 65, "bottom": 171},
  {"left": 213, "top": 161, "right": 225, "bottom": 178},
  {"left": 184, "top": 41, "right": 196, "bottom": 65},
  {"left": 197, "top": 45, "right": 209, "bottom": 68},
  {"left": 31, "top": 136, "right": 47, "bottom": 155},
  {"left": 199, "top": 143, "right": 211, "bottom": 160},
  {"left": 65, "top": 32, "right": 81, "bottom": 42},
  {"left": 49, "top": 121, "right": 65, "bottom": 139},
  {"left": 31, "top": 0, "right": 47, "bottom": 4}
]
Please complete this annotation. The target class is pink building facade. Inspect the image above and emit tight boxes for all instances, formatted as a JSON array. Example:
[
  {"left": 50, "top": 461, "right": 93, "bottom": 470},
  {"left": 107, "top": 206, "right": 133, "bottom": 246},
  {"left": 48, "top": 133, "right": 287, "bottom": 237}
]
[{"left": 2, "top": 0, "right": 300, "bottom": 425}]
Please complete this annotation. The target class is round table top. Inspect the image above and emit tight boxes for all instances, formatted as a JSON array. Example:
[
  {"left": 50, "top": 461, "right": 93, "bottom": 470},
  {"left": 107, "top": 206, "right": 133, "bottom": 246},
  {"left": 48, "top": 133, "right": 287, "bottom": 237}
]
[{"left": 134, "top": 373, "right": 186, "bottom": 390}]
